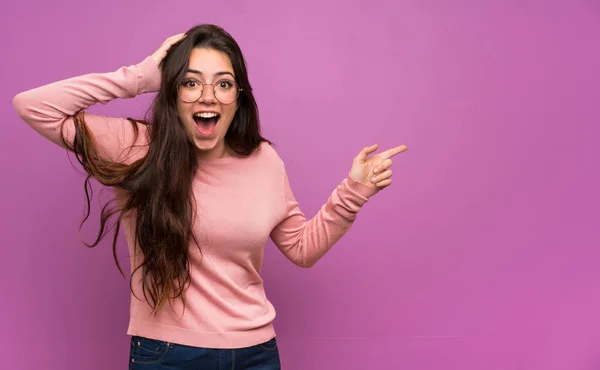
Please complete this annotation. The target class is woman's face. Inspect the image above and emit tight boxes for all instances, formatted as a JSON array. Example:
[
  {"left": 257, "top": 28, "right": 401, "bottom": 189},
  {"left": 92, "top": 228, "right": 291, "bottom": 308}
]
[{"left": 176, "top": 47, "right": 240, "bottom": 159}]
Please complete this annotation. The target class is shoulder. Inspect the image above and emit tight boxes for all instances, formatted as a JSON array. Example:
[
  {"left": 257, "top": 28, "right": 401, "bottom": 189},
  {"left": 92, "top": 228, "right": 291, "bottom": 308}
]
[
  {"left": 242, "top": 141, "right": 288, "bottom": 183},
  {"left": 253, "top": 141, "right": 285, "bottom": 168}
]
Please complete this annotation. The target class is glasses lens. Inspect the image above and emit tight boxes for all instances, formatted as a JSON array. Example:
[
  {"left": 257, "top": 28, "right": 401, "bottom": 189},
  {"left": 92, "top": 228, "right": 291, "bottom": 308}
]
[
  {"left": 178, "top": 81, "right": 203, "bottom": 103},
  {"left": 214, "top": 80, "right": 240, "bottom": 105}
]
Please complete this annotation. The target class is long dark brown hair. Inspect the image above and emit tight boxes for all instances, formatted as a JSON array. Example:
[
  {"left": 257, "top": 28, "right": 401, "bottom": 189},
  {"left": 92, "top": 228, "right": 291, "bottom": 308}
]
[{"left": 61, "top": 24, "right": 267, "bottom": 313}]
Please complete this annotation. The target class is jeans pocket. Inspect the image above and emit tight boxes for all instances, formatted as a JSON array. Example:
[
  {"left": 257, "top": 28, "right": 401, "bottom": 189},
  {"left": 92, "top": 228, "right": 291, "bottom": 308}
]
[
  {"left": 130, "top": 335, "right": 170, "bottom": 365},
  {"left": 259, "top": 337, "right": 278, "bottom": 351}
]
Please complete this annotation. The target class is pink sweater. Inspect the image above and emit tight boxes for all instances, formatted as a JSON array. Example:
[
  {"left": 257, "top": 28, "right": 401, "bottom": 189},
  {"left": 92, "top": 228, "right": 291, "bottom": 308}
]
[{"left": 12, "top": 56, "right": 378, "bottom": 349}]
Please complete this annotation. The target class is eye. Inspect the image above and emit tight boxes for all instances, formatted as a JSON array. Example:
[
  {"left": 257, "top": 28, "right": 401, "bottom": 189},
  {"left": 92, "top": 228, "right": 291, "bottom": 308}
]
[
  {"left": 182, "top": 79, "right": 199, "bottom": 88},
  {"left": 217, "top": 80, "right": 234, "bottom": 89}
]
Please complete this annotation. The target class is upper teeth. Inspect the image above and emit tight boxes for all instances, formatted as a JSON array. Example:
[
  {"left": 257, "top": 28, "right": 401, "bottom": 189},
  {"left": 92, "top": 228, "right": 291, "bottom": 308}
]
[{"left": 194, "top": 112, "right": 218, "bottom": 118}]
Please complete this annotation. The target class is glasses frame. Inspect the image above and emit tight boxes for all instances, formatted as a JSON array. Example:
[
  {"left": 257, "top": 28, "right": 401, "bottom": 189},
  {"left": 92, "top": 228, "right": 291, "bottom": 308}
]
[{"left": 177, "top": 79, "right": 243, "bottom": 105}]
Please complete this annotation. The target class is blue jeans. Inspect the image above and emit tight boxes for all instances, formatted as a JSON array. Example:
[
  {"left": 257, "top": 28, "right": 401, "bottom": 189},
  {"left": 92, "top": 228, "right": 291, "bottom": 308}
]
[{"left": 128, "top": 335, "right": 281, "bottom": 369}]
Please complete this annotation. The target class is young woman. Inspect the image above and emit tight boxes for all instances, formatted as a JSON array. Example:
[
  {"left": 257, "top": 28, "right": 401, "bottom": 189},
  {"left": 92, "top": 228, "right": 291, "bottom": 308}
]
[{"left": 12, "top": 24, "right": 406, "bottom": 369}]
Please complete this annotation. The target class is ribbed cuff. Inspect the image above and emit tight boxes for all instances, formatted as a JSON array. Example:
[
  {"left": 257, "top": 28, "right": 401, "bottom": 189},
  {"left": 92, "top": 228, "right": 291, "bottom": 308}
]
[
  {"left": 136, "top": 56, "right": 161, "bottom": 94},
  {"left": 344, "top": 176, "right": 379, "bottom": 201}
]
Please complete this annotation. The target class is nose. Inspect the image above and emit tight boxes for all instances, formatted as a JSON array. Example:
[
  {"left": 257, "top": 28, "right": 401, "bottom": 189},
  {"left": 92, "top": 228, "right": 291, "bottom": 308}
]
[{"left": 199, "top": 84, "right": 217, "bottom": 104}]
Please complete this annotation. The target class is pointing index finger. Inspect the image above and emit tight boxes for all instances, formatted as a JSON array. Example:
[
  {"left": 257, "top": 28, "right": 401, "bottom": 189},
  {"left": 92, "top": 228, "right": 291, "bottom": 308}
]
[{"left": 381, "top": 144, "right": 408, "bottom": 159}]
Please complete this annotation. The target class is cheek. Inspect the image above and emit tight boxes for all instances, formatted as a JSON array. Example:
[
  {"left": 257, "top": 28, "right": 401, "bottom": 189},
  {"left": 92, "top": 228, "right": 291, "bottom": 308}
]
[
  {"left": 176, "top": 102, "right": 188, "bottom": 122},
  {"left": 221, "top": 106, "right": 238, "bottom": 125},
  {"left": 176, "top": 104, "right": 193, "bottom": 127},
  {"left": 176, "top": 104, "right": 196, "bottom": 140}
]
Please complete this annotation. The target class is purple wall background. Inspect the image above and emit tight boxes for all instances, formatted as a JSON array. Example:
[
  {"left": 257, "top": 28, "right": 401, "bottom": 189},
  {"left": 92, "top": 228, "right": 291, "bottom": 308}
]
[{"left": 1, "top": 1, "right": 599, "bottom": 369}]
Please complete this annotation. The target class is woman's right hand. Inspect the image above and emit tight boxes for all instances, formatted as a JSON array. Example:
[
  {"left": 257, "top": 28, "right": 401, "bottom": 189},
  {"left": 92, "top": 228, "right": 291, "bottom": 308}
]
[{"left": 151, "top": 33, "right": 187, "bottom": 66}]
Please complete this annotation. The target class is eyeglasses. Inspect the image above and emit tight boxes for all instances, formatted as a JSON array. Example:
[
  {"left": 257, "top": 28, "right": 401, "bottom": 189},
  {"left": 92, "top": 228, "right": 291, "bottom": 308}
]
[{"left": 177, "top": 79, "right": 242, "bottom": 105}]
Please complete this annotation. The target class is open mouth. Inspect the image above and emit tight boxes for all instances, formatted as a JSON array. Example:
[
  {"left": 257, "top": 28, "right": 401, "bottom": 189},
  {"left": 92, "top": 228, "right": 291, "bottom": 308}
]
[{"left": 193, "top": 112, "right": 220, "bottom": 135}]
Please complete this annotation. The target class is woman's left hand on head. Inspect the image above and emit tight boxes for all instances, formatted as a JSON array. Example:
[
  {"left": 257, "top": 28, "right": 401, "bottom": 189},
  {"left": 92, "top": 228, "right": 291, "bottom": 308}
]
[{"left": 349, "top": 144, "right": 408, "bottom": 190}]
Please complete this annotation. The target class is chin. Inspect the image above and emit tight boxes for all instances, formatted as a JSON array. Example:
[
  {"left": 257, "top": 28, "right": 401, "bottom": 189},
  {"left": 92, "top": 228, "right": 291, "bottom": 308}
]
[
  {"left": 193, "top": 139, "right": 216, "bottom": 151},
  {"left": 193, "top": 136, "right": 223, "bottom": 154},
  {"left": 184, "top": 119, "right": 231, "bottom": 157}
]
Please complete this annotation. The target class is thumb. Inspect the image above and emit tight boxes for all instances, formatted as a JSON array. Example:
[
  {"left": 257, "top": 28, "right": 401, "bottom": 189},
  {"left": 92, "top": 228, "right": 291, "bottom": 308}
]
[{"left": 355, "top": 144, "right": 379, "bottom": 162}]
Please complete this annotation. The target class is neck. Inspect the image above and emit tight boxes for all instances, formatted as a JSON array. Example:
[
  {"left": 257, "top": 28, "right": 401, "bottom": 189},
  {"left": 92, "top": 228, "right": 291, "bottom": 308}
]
[{"left": 196, "top": 142, "right": 235, "bottom": 160}]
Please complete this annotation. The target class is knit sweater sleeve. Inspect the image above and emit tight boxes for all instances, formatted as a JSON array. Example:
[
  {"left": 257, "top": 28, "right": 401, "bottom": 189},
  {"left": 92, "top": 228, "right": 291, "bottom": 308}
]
[
  {"left": 269, "top": 166, "right": 379, "bottom": 268},
  {"left": 12, "top": 56, "right": 160, "bottom": 163}
]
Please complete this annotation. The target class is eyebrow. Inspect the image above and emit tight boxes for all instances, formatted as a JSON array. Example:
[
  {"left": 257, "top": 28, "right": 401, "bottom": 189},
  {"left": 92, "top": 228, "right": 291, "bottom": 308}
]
[{"left": 186, "top": 69, "right": 235, "bottom": 78}]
